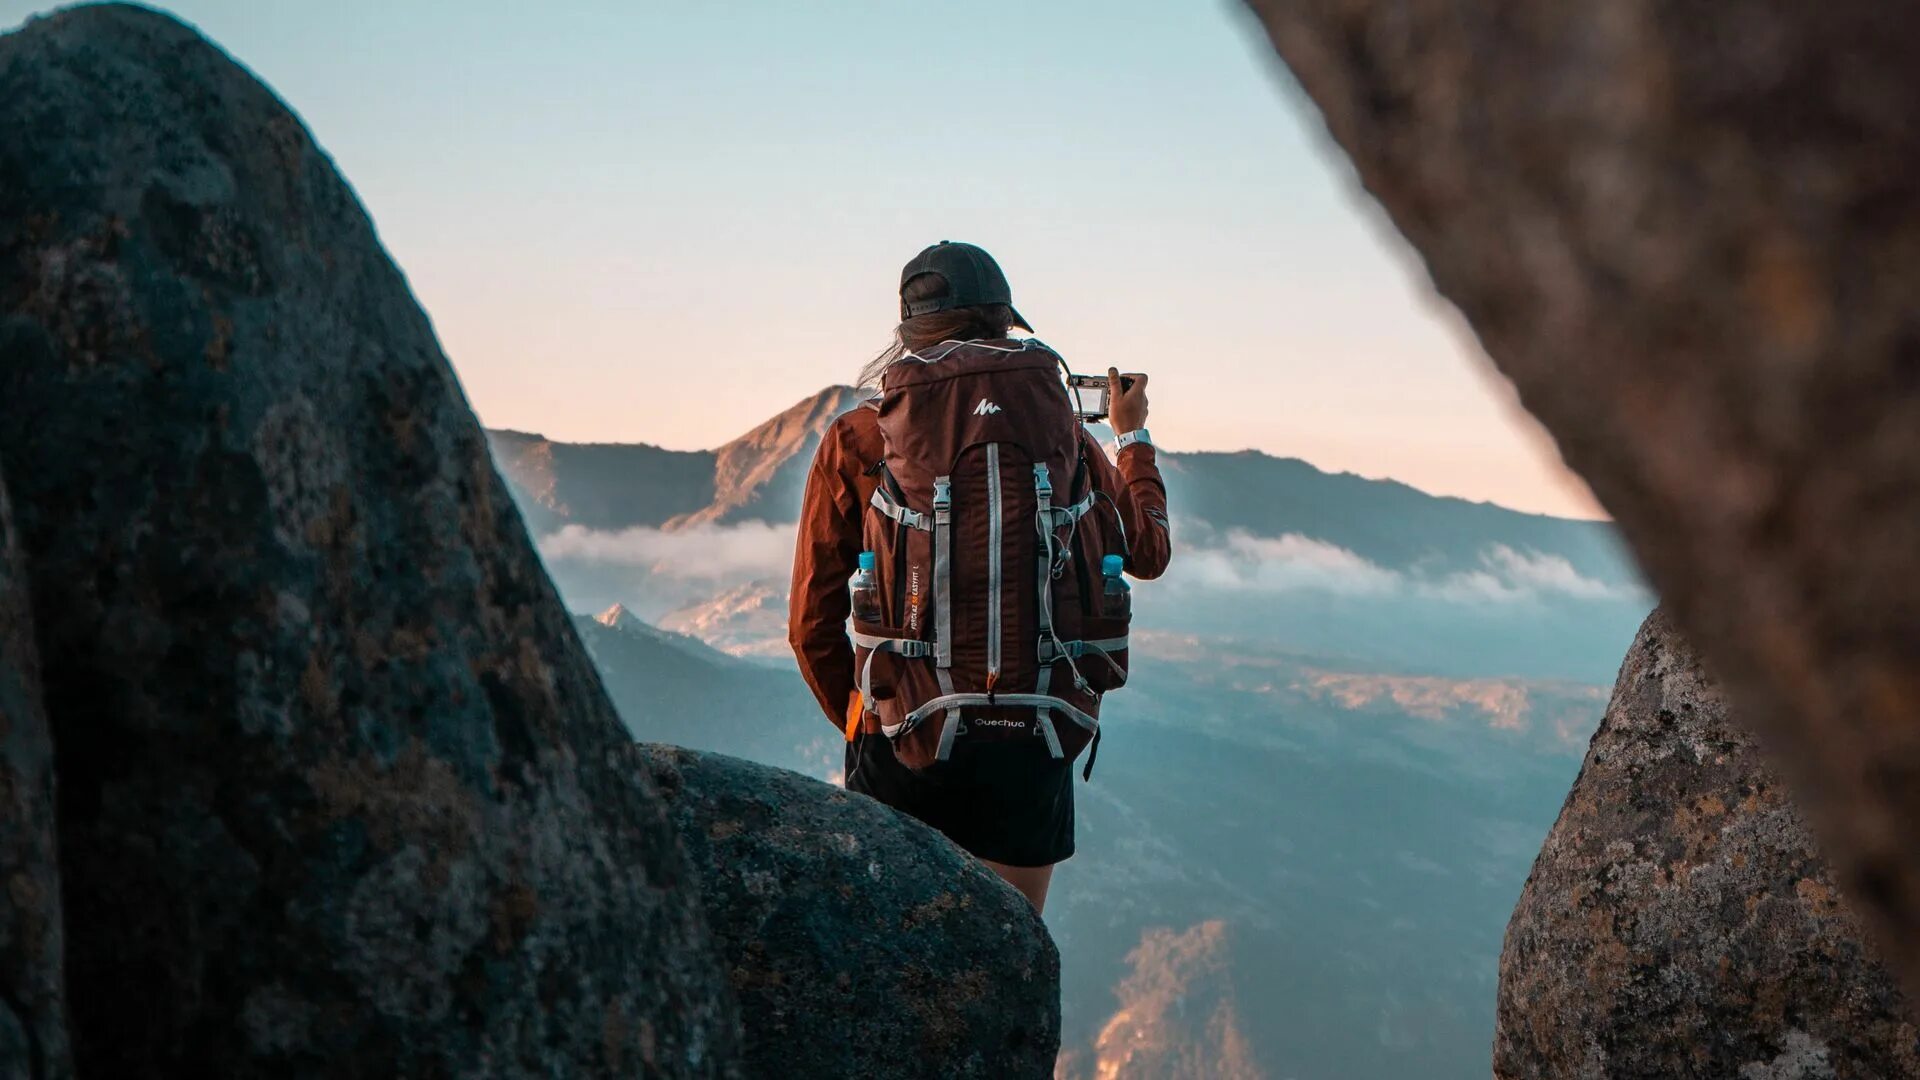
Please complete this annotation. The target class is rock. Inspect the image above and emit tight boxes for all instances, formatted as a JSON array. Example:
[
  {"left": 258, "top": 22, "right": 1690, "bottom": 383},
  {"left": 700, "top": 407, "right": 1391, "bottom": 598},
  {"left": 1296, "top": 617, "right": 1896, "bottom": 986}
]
[
  {"left": 637, "top": 744, "right": 1060, "bottom": 1079},
  {"left": 1494, "top": 611, "right": 1920, "bottom": 1079},
  {"left": 0, "top": 474, "right": 70, "bottom": 1080},
  {"left": 1241, "top": 0, "right": 1920, "bottom": 990},
  {"left": 0, "top": 6, "right": 737, "bottom": 1075}
]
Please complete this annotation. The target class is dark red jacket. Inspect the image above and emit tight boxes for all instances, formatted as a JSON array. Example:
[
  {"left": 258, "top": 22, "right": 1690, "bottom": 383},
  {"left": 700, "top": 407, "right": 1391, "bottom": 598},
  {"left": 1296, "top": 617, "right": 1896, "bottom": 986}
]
[{"left": 788, "top": 402, "right": 1171, "bottom": 734}]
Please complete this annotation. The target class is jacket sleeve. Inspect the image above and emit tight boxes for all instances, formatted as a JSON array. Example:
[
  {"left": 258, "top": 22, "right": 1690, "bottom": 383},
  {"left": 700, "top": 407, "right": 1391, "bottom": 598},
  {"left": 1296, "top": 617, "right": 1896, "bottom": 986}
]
[
  {"left": 788, "top": 422, "right": 863, "bottom": 731},
  {"left": 1081, "top": 428, "right": 1172, "bottom": 580}
]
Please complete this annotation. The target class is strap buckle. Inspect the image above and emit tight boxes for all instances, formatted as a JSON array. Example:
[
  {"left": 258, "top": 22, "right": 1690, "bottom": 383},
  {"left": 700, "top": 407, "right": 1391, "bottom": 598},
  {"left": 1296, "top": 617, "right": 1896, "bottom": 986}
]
[{"left": 1038, "top": 638, "right": 1083, "bottom": 664}]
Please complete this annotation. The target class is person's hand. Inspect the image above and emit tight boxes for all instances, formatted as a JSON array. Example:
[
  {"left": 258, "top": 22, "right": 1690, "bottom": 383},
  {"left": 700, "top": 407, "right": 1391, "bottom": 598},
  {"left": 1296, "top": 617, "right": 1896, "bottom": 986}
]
[{"left": 1109, "top": 367, "right": 1149, "bottom": 433}]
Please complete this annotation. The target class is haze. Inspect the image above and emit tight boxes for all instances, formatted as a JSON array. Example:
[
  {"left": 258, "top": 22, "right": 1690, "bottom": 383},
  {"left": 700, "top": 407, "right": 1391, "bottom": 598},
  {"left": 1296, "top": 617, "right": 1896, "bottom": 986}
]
[{"left": 1, "top": 0, "right": 1600, "bottom": 518}]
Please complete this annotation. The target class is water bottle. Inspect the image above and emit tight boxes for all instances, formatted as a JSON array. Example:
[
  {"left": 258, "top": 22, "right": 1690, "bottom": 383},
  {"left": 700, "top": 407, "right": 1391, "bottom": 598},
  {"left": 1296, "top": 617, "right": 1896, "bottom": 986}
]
[
  {"left": 850, "top": 551, "right": 883, "bottom": 623},
  {"left": 1100, "top": 554, "right": 1131, "bottom": 619}
]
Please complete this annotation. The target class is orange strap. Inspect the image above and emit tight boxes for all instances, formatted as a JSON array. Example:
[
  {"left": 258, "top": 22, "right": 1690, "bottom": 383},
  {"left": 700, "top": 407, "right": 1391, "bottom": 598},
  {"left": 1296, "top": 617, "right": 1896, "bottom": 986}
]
[{"left": 844, "top": 691, "right": 863, "bottom": 742}]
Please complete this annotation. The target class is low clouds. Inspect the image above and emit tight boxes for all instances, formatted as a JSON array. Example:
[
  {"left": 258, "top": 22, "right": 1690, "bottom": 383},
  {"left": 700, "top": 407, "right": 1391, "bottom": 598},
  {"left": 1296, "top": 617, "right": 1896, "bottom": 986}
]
[
  {"left": 536, "top": 518, "right": 1634, "bottom": 604},
  {"left": 538, "top": 521, "right": 795, "bottom": 582},
  {"left": 1482, "top": 544, "right": 1623, "bottom": 600},
  {"left": 1174, "top": 532, "right": 1402, "bottom": 597},
  {"left": 1167, "top": 527, "right": 1638, "bottom": 605}
]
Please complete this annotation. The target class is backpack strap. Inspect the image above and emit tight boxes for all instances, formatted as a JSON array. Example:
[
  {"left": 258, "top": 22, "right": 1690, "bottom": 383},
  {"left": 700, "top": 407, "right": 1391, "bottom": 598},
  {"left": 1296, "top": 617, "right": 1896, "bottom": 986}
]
[
  {"left": 852, "top": 632, "right": 932, "bottom": 657},
  {"left": 1039, "top": 636, "right": 1129, "bottom": 687},
  {"left": 854, "top": 633, "right": 934, "bottom": 724},
  {"left": 869, "top": 487, "right": 930, "bottom": 532},
  {"left": 1031, "top": 464, "right": 1064, "bottom": 758},
  {"left": 1061, "top": 452, "right": 1096, "bottom": 523},
  {"left": 1039, "top": 637, "right": 1130, "bottom": 660},
  {"left": 929, "top": 476, "right": 962, "bottom": 755},
  {"left": 1058, "top": 490, "right": 1096, "bottom": 523},
  {"left": 890, "top": 692, "right": 1099, "bottom": 739}
]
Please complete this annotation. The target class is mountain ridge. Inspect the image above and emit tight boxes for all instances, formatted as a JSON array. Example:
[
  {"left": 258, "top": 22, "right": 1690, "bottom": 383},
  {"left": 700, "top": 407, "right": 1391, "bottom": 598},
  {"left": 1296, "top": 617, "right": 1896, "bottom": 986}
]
[
  {"left": 488, "top": 385, "right": 1637, "bottom": 587},
  {"left": 490, "top": 387, "right": 1598, "bottom": 526}
]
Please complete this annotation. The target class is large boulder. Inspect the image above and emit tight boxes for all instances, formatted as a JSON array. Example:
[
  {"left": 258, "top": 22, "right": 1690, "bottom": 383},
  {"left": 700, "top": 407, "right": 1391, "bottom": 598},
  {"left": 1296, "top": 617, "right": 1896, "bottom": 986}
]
[
  {"left": 0, "top": 474, "right": 69, "bottom": 1080},
  {"left": 637, "top": 745, "right": 1061, "bottom": 1079},
  {"left": 1242, "top": 0, "right": 1920, "bottom": 991},
  {"left": 0, "top": 6, "right": 737, "bottom": 1075},
  {"left": 1495, "top": 610, "right": 1920, "bottom": 1078}
]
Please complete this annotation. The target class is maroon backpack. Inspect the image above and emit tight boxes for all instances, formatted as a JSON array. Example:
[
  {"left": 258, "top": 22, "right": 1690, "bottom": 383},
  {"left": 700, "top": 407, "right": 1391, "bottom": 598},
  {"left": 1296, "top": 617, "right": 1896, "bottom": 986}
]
[{"left": 853, "top": 340, "right": 1130, "bottom": 774}]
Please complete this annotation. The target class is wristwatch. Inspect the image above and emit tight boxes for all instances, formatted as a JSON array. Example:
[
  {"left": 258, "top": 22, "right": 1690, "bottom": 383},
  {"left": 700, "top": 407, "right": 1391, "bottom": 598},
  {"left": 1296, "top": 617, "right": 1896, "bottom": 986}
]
[{"left": 1115, "top": 428, "right": 1153, "bottom": 451}]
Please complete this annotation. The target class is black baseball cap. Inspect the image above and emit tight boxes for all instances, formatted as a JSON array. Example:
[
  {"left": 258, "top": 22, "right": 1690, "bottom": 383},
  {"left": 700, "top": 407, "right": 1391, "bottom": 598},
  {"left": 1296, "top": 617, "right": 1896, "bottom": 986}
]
[{"left": 899, "top": 241, "right": 1032, "bottom": 331}]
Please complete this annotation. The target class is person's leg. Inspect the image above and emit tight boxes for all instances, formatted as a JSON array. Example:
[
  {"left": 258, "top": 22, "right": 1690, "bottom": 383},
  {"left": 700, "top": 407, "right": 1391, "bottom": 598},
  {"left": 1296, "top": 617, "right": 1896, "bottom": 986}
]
[{"left": 981, "top": 859, "right": 1056, "bottom": 912}]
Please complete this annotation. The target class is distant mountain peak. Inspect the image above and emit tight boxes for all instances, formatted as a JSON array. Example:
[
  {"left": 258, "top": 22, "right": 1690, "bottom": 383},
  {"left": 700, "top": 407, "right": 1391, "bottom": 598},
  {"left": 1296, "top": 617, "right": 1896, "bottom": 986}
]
[
  {"left": 596, "top": 602, "right": 640, "bottom": 631},
  {"left": 667, "top": 386, "right": 870, "bottom": 529},
  {"left": 658, "top": 579, "right": 791, "bottom": 660}
]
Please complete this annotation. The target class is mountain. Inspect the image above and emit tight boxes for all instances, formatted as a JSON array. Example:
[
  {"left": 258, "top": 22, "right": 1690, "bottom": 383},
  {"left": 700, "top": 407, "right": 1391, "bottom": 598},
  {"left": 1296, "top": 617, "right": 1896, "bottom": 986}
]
[
  {"left": 1158, "top": 451, "right": 1631, "bottom": 585},
  {"left": 486, "top": 429, "right": 714, "bottom": 535},
  {"left": 488, "top": 385, "right": 869, "bottom": 535},
  {"left": 658, "top": 581, "right": 792, "bottom": 661},
  {"left": 572, "top": 605, "right": 834, "bottom": 778},
  {"left": 672, "top": 385, "right": 871, "bottom": 528}
]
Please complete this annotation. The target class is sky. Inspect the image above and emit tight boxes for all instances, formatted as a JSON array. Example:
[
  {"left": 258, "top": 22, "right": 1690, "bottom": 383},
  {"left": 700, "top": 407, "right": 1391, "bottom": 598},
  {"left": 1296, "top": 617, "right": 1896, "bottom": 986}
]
[{"left": 5, "top": 0, "right": 1601, "bottom": 519}]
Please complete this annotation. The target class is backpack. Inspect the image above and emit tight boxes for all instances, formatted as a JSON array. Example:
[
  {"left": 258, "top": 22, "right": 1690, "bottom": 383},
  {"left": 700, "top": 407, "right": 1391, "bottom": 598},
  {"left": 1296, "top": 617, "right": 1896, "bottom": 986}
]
[{"left": 853, "top": 340, "right": 1131, "bottom": 775}]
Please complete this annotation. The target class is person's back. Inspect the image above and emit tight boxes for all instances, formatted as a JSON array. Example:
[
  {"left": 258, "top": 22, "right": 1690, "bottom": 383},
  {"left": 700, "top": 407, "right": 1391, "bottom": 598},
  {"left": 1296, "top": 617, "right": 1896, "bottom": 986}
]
[{"left": 788, "top": 241, "right": 1170, "bottom": 910}]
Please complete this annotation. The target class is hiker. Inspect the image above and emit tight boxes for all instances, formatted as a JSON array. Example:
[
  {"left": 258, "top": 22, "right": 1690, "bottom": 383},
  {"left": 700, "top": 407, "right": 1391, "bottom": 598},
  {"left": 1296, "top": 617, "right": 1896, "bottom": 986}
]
[{"left": 788, "top": 241, "right": 1171, "bottom": 912}]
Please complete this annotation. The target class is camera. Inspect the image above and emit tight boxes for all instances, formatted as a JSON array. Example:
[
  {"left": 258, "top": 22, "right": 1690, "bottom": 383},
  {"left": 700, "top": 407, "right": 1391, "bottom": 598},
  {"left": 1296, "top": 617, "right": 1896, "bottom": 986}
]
[{"left": 1066, "top": 374, "right": 1136, "bottom": 422}]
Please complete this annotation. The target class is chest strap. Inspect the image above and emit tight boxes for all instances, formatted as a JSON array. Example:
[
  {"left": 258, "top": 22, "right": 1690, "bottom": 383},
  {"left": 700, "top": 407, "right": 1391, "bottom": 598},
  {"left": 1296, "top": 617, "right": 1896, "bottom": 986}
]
[
  {"left": 1038, "top": 636, "right": 1130, "bottom": 662},
  {"left": 869, "top": 488, "right": 931, "bottom": 532}
]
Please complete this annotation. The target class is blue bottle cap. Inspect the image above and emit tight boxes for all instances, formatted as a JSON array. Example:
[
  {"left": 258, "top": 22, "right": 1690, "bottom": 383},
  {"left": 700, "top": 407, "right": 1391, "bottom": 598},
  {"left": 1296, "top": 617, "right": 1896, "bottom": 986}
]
[
  {"left": 858, "top": 551, "right": 877, "bottom": 571},
  {"left": 1102, "top": 554, "right": 1125, "bottom": 576}
]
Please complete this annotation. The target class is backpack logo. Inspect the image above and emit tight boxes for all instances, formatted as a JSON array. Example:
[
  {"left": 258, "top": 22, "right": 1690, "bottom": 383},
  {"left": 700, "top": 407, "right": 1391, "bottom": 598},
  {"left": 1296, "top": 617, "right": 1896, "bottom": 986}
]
[{"left": 974, "top": 399, "right": 1003, "bottom": 416}]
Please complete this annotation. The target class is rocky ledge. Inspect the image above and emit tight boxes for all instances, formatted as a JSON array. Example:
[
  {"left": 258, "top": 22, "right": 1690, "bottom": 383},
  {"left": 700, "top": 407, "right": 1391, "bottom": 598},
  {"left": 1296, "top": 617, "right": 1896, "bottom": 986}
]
[{"left": 639, "top": 745, "right": 1060, "bottom": 1080}]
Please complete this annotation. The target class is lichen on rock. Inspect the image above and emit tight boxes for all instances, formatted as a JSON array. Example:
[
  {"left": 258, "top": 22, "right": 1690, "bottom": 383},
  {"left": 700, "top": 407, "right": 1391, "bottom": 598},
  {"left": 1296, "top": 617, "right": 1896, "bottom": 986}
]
[{"left": 1494, "top": 611, "right": 1920, "bottom": 1079}]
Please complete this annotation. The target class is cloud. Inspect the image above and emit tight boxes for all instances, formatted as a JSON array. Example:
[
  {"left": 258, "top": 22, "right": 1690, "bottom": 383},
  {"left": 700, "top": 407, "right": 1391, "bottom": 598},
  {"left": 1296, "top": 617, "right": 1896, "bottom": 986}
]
[
  {"left": 537, "top": 521, "right": 795, "bottom": 581},
  {"left": 536, "top": 517, "right": 1636, "bottom": 614},
  {"left": 1170, "top": 530, "right": 1402, "bottom": 597},
  {"left": 1165, "top": 525, "right": 1638, "bottom": 606},
  {"left": 1479, "top": 544, "right": 1626, "bottom": 599}
]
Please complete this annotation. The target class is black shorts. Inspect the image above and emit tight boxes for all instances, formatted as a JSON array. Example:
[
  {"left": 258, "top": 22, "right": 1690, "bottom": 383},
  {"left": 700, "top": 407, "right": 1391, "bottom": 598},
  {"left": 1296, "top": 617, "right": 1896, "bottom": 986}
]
[{"left": 845, "top": 732, "right": 1075, "bottom": 868}]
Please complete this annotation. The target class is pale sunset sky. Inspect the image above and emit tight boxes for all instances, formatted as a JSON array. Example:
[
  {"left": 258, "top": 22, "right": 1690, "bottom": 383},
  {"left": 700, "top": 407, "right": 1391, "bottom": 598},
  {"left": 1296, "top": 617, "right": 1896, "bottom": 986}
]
[{"left": 6, "top": 0, "right": 1602, "bottom": 518}]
